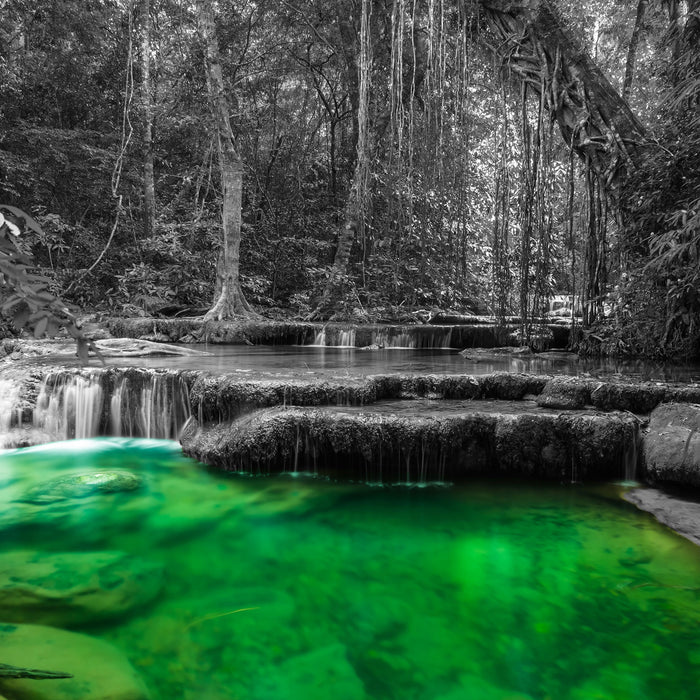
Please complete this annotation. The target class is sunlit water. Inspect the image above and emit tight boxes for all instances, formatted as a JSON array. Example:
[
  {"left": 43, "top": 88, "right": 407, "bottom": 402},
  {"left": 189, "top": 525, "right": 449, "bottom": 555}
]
[{"left": 1, "top": 439, "right": 700, "bottom": 699}]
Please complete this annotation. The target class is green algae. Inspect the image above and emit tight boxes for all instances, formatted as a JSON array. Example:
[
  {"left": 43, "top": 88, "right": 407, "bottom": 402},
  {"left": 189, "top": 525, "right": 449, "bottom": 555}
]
[{"left": 1, "top": 439, "right": 700, "bottom": 699}]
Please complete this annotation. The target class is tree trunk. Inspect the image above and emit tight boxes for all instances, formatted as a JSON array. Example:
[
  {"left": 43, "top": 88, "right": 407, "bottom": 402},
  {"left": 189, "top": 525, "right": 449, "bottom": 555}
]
[
  {"left": 481, "top": 0, "right": 646, "bottom": 198},
  {"left": 141, "top": 0, "right": 156, "bottom": 238},
  {"left": 623, "top": 0, "right": 648, "bottom": 100},
  {"left": 311, "top": 0, "right": 372, "bottom": 320},
  {"left": 196, "top": 0, "right": 258, "bottom": 321}
]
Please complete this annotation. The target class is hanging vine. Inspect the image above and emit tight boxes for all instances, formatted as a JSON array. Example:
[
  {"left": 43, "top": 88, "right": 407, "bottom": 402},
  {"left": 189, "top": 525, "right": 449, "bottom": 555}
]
[{"left": 492, "top": 83, "right": 513, "bottom": 324}]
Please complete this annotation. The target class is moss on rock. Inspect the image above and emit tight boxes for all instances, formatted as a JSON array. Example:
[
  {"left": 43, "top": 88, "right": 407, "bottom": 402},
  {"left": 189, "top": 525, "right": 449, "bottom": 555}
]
[
  {"left": 181, "top": 403, "right": 640, "bottom": 482},
  {"left": 644, "top": 403, "right": 700, "bottom": 486},
  {"left": 536, "top": 377, "right": 593, "bottom": 410}
]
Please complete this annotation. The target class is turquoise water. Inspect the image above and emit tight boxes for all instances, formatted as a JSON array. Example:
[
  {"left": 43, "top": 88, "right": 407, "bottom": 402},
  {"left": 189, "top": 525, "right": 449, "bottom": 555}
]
[{"left": 1, "top": 438, "right": 700, "bottom": 699}]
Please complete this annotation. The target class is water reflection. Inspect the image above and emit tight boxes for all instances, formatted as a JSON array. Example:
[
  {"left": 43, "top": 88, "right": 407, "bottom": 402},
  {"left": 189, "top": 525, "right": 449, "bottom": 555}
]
[{"left": 75, "top": 345, "right": 700, "bottom": 383}]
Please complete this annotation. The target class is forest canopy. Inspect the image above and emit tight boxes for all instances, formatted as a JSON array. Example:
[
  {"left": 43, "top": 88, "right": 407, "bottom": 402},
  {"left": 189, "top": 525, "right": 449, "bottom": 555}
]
[{"left": 1, "top": 0, "right": 698, "bottom": 357}]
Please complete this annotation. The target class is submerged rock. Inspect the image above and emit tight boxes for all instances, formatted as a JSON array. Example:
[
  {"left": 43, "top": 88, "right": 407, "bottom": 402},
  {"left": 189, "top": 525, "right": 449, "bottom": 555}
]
[
  {"left": 0, "top": 623, "right": 151, "bottom": 700},
  {"left": 0, "top": 550, "right": 163, "bottom": 627},
  {"left": 18, "top": 471, "right": 143, "bottom": 504},
  {"left": 644, "top": 403, "right": 700, "bottom": 486},
  {"left": 435, "top": 673, "right": 534, "bottom": 700},
  {"left": 253, "top": 643, "right": 365, "bottom": 700}
]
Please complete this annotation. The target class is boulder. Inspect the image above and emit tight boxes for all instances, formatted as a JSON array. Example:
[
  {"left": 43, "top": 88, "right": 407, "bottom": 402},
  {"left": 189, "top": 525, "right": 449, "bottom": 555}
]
[
  {"left": 0, "top": 550, "right": 163, "bottom": 627},
  {"left": 536, "top": 377, "right": 591, "bottom": 409},
  {"left": 644, "top": 403, "right": 700, "bottom": 485},
  {"left": 591, "top": 382, "right": 665, "bottom": 414},
  {"left": 0, "top": 623, "right": 151, "bottom": 700},
  {"left": 18, "top": 471, "right": 143, "bottom": 505},
  {"left": 478, "top": 373, "right": 548, "bottom": 400}
]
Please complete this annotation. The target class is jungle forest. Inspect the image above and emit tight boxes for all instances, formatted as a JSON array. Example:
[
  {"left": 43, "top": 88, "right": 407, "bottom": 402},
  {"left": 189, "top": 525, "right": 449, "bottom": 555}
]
[{"left": 1, "top": 0, "right": 699, "bottom": 358}]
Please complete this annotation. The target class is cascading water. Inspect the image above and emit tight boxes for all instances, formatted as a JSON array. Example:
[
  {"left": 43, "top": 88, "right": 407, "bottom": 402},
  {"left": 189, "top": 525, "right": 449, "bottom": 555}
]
[
  {"left": 622, "top": 420, "right": 642, "bottom": 484},
  {"left": 109, "top": 372, "right": 191, "bottom": 439},
  {"left": 32, "top": 369, "right": 191, "bottom": 441},
  {"left": 308, "top": 325, "right": 455, "bottom": 349},
  {"left": 311, "top": 328, "right": 326, "bottom": 346},
  {"left": 34, "top": 375, "right": 103, "bottom": 439},
  {"left": 0, "top": 378, "right": 24, "bottom": 439},
  {"left": 310, "top": 328, "right": 356, "bottom": 347}
]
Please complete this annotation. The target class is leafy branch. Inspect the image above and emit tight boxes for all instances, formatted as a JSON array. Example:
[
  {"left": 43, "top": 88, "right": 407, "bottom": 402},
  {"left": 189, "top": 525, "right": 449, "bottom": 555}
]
[{"left": 0, "top": 205, "right": 100, "bottom": 363}]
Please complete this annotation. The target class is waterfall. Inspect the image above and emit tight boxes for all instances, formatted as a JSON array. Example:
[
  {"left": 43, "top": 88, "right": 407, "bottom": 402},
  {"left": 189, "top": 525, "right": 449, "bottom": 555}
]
[
  {"left": 309, "top": 328, "right": 356, "bottom": 347},
  {"left": 110, "top": 372, "right": 191, "bottom": 439},
  {"left": 34, "top": 375, "right": 104, "bottom": 439},
  {"left": 337, "top": 329, "right": 356, "bottom": 347},
  {"left": 312, "top": 328, "right": 326, "bottom": 346},
  {"left": 370, "top": 327, "right": 454, "bottom": 349},
  {"left": 623, "top": 420, "right": 641, "bottom": 483},
  {"left": 0, "top": 378, "right": 24, "bottom": 442},
  {"left": 32, "top": 370, "right": 191, "bottom": 441}
]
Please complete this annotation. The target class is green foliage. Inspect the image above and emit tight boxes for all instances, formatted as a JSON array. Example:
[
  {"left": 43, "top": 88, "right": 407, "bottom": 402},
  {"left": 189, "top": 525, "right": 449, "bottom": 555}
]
[
  {"left": 0, "top": 0, "right": 696, "bottom": 355},
  {"left": 0, "top": 205, "right": 87, "bottom": 354}
]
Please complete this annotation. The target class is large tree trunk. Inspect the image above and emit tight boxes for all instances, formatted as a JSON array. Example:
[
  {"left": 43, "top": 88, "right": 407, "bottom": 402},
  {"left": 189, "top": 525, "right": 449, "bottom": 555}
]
[
  {"left": 141, "top": 0, "right": 156, "bottom": 238},
  {"left": 480, "top": 0, "right": 646, "bottom": 197},
  {"left": 197, "top": 0, "right": 257, "bottom": 321},
  {"left": 311, "top": 0, "right": 372, "bottom": 320}
]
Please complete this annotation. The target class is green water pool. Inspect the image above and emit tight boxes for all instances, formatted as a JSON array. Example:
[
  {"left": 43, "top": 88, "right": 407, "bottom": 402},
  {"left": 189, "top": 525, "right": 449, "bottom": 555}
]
[{"left": 1, "top": 438, "right": 699, "bottom": 699}]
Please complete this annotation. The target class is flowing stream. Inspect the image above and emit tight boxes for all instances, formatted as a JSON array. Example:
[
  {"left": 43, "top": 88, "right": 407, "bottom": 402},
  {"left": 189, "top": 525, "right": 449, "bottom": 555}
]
[{"left": 1, "top": 345, "right": 699, "bottom": 698}]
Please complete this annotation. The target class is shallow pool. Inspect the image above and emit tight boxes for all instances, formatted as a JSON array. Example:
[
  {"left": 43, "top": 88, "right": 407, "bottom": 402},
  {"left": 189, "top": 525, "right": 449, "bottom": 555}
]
[
  {"left": 24, "top": 343, "right": 700, "bottom": 382},
  {"left": 1, "top": 438, "right": 699, "bottom": 699}
]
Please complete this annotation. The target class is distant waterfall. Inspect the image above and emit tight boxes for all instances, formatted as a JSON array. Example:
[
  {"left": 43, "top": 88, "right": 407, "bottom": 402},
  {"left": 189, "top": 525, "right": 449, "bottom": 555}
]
[
  {"left": 311, "top": 328, "right": 357, "bottom": 347},
  {"left": 308, "top": 325, "right": 454, "bottom": 349},
  {"left": 32, "top": 369, "right": 191, "bottom": 441}
]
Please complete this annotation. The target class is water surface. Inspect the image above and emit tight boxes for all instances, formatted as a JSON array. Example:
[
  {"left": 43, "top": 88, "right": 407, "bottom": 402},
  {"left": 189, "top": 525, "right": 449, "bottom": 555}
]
[
  {"left": 24, "top": 344, "right": 700, "bottom": 382},
  {"left": 1, "top": 438, "right": 700, "bottom": 699}
]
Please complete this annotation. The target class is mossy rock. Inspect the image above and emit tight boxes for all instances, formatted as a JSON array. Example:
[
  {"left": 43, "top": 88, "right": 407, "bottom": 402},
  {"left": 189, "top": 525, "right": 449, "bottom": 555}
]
[
  {"left": 537, "top": 377, "right": 592, "bottom": 410},
  {"left": 18, "top": 471, "right": 143, "bottom": 505},
  {"left": 644, "top": 402, "right": 700, "bottom": 485},
  {"left": 590, "top": 381, "right": 665, "bottom": 413},
  {"left": 478, "top": 372, "right": 548, "bottom": 400}
]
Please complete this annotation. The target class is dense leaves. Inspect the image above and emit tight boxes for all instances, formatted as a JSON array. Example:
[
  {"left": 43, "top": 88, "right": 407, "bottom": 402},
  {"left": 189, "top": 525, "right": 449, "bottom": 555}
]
[
  {"left": 0, "top": 205, "right": 92, "bottom": 359},
  {"left": 0, "top": 0, "right": 698, "bottom": 355}
]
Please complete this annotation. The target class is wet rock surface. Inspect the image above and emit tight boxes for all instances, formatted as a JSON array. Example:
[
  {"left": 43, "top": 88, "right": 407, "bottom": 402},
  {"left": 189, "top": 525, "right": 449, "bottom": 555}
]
[
  {"left": 0, "top": 550, "right": 163, "bottom": 627},
  {"left": 591, "top": 381, "right": 666, "bottom": 413},
  {"left": 536, "top": 377, "right": 592, "bottom": 409},
  {"left": 4, "top": 360, "right": 700, "bottom": 486},
  {"left": 644, "top": 403, "right": 700, "bottom": 486},
  {"left": 0, "top": 623, "right": 151, "bottom": 700},
  {"left": 182, "top": 401, "right": 640, "bottom": 481},
  {"left": 624, "top": 487, "right": 700, "bottom": 548}
]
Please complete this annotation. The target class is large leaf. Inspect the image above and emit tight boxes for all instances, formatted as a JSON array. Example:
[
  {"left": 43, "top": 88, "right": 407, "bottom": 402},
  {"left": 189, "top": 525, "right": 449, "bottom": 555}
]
[{"left": 0, "top": 205, "right": 44, "bottom": 236}]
